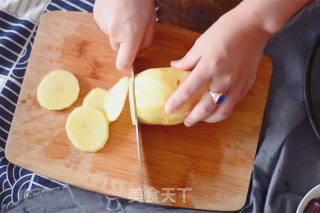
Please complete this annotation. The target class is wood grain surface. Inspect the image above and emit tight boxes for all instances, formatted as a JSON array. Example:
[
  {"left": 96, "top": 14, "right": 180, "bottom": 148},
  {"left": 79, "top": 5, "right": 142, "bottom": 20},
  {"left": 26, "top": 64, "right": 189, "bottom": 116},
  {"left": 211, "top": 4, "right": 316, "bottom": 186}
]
[{"left": 5, "top": 11, "right": 272, "bottom": 211}]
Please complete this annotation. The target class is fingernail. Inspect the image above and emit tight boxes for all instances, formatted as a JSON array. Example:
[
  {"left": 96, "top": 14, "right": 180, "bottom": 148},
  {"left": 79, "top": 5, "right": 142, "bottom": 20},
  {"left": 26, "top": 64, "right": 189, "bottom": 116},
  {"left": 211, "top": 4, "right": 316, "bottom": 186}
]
[
  {"left": 165, "top": 103, "right": 174, "bottom": 114},
  {"left": 116, "top": 63, "right": 126, "bottom": 71},
  {"left": 116, "top": 58, "right": 129, "bottom": 71},
  {"left": 184, "top": 120, "right": 192, "bottom": 127},
  {"left": 170, "top": 60, "right": 179, "bottom": 66}
]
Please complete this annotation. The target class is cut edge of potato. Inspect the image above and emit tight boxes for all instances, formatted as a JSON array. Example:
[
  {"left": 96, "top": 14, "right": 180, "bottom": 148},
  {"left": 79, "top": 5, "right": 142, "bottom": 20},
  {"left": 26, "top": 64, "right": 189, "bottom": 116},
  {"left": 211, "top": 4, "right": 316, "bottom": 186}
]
[
  {"left": 128, "top": 78, "right": 137, "bottom": 126},
  {"left": 66, "top": 105, "right": 109, "bottom": 152},
  {"left": 104, "top": 77, "right": 129, "bottom": 122}
]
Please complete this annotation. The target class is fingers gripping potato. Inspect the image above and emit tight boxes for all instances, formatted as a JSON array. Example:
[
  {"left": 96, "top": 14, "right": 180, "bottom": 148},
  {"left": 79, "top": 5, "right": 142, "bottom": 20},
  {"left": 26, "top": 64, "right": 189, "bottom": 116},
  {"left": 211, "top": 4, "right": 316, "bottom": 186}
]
[{"left": 132, "top": 68, "right": 204, "bottom": 125}]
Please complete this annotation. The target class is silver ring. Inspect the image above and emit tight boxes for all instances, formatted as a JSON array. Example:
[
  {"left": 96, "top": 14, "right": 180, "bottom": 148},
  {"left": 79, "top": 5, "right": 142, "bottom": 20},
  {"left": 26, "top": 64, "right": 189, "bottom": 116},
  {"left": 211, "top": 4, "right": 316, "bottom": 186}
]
[{"left": 209, "top": 90, "right": 226, "bottom": 105}]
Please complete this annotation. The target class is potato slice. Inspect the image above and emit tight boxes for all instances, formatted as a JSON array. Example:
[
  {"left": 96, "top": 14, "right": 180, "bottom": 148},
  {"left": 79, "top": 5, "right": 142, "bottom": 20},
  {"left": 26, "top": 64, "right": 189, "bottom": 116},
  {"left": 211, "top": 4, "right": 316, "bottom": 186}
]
[
  {"left": 128, "top": 78, "right": 137, "bottom": 126},
  {"left": 104, "top": 77, "right": 129, "bottom": 122},
  {"left": 83, "top": 88, "right": 108, "bottom": 112},
  {"left": 66, "top": 106, "right": 109, "bottom": 152},
  {"left": 37, "top": 70, "right": 79, "bottom": 110}
]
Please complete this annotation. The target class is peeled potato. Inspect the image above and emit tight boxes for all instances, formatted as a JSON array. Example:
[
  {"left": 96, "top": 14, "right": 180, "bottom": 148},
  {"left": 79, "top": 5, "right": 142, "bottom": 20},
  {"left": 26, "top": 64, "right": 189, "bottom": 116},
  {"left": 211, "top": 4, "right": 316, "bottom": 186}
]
[
  {"left": 134, "top": 68, "right": 204, "bottom": 125},
  {"left": 104, "top": 77, "right": 129, "bottom": 122},
  {"left": 83, "top": 88, "right": 108, "bottom": 113},
  {"left": 128, "top": 78, "right": 137, "bottom": 126},
  {"left": 37, "top": 70, "right": 79, "bottom": 110},
  {"left": 66, "top": 106, "right": 109, "bottom": 152}
]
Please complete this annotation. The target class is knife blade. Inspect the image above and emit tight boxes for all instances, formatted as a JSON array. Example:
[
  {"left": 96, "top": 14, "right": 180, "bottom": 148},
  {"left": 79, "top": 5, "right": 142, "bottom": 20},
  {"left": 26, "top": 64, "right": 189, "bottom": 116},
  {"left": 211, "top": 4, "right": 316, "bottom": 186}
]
[{"left": 131, "top": 66, "right": 145, "bottom": 202}]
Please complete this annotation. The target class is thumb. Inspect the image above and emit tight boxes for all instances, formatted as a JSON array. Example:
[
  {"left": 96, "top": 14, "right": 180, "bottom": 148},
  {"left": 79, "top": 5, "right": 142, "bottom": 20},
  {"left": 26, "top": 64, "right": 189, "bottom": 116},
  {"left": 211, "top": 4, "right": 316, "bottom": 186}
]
[
  {"left": 170, "top": 45, "right": 200, "bottom": 71},
  {"left": 116, "top": 40, "right": 141, "bottom": 70}
]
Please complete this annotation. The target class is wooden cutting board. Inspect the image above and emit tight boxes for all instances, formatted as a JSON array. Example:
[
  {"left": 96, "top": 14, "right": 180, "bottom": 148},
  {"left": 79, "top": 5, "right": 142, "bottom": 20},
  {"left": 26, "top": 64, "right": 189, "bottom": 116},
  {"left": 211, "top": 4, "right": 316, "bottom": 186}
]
[{"left": 5, "top": 11, "right": 272, "bottom": 211}]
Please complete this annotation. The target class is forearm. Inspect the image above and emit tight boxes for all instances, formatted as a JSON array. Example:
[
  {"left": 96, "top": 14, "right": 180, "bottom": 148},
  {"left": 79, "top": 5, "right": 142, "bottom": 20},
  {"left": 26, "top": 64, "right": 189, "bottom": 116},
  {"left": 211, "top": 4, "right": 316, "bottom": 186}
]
[{"left": 231, "top": 0, "right": 309, "bottom": 36}]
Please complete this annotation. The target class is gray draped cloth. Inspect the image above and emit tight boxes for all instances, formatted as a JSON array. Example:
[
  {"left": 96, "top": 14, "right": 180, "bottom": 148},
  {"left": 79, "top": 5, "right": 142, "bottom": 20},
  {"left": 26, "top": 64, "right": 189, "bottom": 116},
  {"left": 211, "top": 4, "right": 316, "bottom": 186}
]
[{"left": 6, "top": 2, "right": 320, "bottom": 213}]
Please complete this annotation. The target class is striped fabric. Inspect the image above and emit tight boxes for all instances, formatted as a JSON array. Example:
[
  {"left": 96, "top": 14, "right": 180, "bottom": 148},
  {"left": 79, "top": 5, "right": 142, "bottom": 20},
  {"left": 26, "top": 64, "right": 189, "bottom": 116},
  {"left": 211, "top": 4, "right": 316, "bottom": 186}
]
[{"left": 0, "top": 0, "right": 94, "bottom": 210}]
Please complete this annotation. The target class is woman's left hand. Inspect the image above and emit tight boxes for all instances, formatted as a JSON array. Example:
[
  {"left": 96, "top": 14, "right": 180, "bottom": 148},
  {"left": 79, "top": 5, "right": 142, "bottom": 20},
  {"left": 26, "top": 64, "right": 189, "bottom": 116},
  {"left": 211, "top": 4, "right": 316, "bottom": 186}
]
[{"left": 164, "top": 9, "right": 271, "bottom": 127}]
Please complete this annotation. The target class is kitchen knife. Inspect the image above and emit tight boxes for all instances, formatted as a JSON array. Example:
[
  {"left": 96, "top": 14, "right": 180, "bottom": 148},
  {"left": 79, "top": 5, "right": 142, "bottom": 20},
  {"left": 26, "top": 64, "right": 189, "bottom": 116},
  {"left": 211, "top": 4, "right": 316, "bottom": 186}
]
[{"left": 131, "top": 66, "right": 145, "bottom": 202}]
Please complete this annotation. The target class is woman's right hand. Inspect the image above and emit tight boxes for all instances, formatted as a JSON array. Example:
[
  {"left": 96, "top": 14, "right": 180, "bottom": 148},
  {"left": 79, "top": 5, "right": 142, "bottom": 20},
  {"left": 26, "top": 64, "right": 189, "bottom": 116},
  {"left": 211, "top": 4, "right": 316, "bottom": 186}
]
[{"left": 94, "top": 0, "right": 155, "bottom": 70}]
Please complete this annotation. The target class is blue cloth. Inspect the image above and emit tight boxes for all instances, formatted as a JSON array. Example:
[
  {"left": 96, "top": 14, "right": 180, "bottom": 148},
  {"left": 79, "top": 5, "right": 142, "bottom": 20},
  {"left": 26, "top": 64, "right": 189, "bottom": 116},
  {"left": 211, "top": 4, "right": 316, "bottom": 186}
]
[
  {"left": 244, "top": 2, "right": 320, "bottom": 212},
  {"left": 1, "top": 1, "right": 320, "bottom": 213},
  {"left": 0, "top": 0, "right": 94, "bottom": 210}
]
